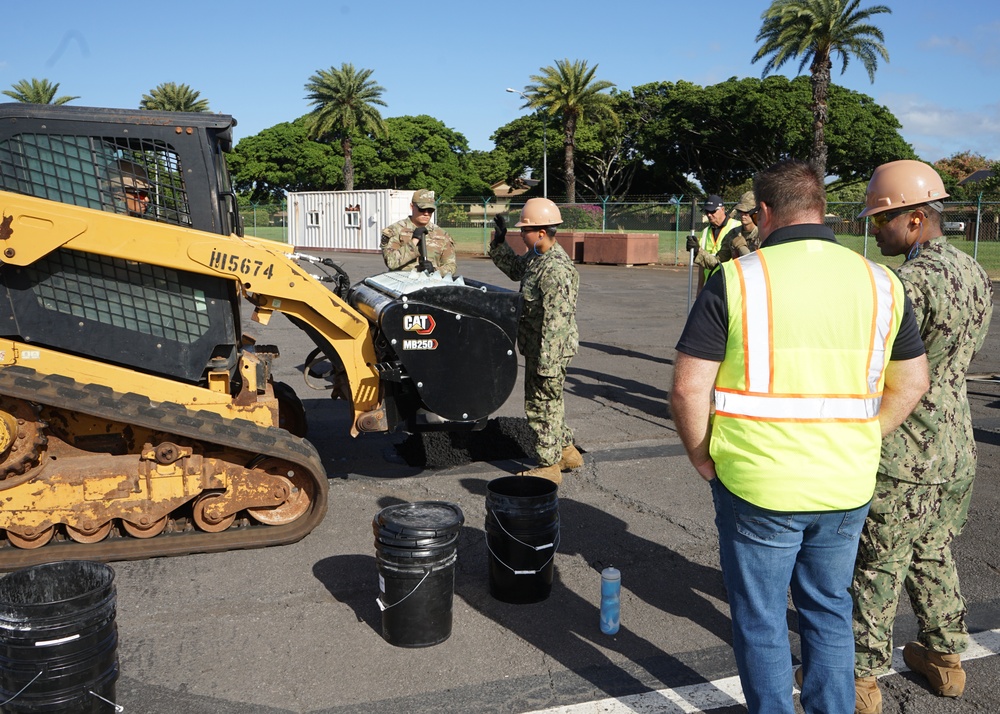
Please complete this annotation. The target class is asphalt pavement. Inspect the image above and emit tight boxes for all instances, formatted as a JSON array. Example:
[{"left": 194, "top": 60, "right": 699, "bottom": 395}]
[{"left": 76, "top": 251, "right": 1000, "bottom": 713}]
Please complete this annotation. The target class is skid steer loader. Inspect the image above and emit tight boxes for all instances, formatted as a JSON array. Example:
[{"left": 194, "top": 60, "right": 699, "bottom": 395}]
[{"left": 0, "top": 104, "right": 520, "bottom": 568}]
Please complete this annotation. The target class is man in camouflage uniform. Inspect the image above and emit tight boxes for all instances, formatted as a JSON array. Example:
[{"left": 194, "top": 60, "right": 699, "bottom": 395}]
[
  {"left": 380, "top": 189, "right": 457, "bottom": 275},
  {"left": 730, "top": 190, "right": 760, "bottom": 253},
  {"left": 852, "top": 160, "right": 993, "bottom": 713},
  {"left": 686, "top": 194, "right": 743, "bottom": 292},
  {"left": 488, "top": 198, "right": 582, "bottom": 484}
]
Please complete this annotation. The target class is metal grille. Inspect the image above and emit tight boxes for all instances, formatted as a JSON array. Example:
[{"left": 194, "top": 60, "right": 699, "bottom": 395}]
[
  {"left": 26, "top": 248, "right": 212, "bottom": 344},
  {"left": 0, "top": 133, "right": 192, "bottom": 226}
]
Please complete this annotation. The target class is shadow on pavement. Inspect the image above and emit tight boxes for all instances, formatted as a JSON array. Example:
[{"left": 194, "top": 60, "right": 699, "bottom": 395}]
[{"left": 449, "top": 476, "right": 736, "bottom": 710}]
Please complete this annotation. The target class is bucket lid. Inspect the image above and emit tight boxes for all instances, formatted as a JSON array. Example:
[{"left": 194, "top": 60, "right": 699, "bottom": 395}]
[{"left": 373, "top": 501, "right": 465, "bottom": 540}]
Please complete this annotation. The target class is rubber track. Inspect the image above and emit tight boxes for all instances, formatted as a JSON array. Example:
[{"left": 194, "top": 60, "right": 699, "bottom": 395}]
[{"left": 0, "top": 365, "right": 329, "bottom": 570}]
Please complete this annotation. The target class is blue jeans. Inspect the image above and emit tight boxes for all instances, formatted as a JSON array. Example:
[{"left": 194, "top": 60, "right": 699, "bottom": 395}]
[{"left": 711, "top": 478, "right": 870, "bottom": 714}]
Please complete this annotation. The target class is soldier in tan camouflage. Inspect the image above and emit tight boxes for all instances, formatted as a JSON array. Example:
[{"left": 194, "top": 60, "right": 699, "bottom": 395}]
[
  {"left": 380, "top": 189, "right": 457, "bottom": 275},
  {"left": 851, "top": 160, "right": 994, "bottom": 713},
  {"left": 488, "top": 198, "right": 582, "bottom": 485},
  {"left": 730, "top": 190, "right": 759, "bottom": 253}
]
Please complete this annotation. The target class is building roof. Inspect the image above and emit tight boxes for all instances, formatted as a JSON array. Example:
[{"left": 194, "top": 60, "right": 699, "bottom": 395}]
[
  {"left": 490, "top": 177, "right": 539, "bottom": 197},
  {"left": 959, "top": 169, "right": 996, "bottom": 186}
]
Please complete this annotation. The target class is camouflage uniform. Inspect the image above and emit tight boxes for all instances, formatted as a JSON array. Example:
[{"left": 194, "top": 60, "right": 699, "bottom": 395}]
[
  {"left": 489, "top": 240, "right": 579, "bottom": 467},
  {"left": 740, "top": 225, "right": 760, "bottom": 252},
  {"left": 380, "top": 217, "right": 457, "bottom": 276},
  {"left": 853, "top": 235, "right": 993, "bottom": 676}
]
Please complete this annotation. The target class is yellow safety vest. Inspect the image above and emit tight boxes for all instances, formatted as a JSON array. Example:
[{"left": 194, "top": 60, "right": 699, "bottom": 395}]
[
  {"left": 700, "top": 218, "right": 742, "bottom": 280},
  {"left": 711, "top": 240, "right": 906, "bottom": 511}
]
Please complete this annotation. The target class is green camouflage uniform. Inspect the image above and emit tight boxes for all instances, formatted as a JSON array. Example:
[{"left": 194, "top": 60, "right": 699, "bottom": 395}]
[
  {"left": 489, "top": 240, "right": 579, "bottom": 466},
  {"left": 853, "top": 235, "right": 993, "bottom": 676},
  {"left": 380, "top": 217, "right": 457, "bottom": 276}
]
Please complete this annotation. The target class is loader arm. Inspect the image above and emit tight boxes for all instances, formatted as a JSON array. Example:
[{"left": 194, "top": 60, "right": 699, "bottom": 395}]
[{"left": 0, "top": 191, "right": 383, "bottom": 435}]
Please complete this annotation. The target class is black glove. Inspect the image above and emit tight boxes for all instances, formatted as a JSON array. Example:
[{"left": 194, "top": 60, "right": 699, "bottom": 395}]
[
  {"left": 491, "top": 215, "right": 507, "bottom": 249},
  {"left": 412, "top": 227, "right": 428, "bottom": 243},
  {"left": 686, "top": 235, "right": 699, "bottom": 253}
]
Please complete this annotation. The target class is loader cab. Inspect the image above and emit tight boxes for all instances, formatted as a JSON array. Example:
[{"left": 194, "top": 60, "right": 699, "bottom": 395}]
[
  {"left": 0, "top": 103, "right": 242, "bottom": 237},
  {"left": 0, "top": 104, "right": 245, "bottom": 385}
]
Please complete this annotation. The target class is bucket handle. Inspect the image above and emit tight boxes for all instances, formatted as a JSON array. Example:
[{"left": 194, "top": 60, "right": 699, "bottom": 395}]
[
  {"left": 0, "top": 670, "right": 43, "bottom": 707},
  {"left": 485, "top": 527, "right": 560, "bottom": 576},
  {"left": 0, "top": 670, "right": 125, "bottom": 712},
  {"left": 90, "top": 689, "right": 125, "bottom": 712},
  {"left": 376, "top": 567, "right": 430, "bottom": 612},
  {"left": 488, "top": 508, "right": 558, "bottom": 552}
]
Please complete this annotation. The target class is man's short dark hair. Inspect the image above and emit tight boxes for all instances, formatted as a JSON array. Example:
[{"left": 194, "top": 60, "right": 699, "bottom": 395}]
[{"left": 753, "top": 159, "right": 825, "bottom": 221}]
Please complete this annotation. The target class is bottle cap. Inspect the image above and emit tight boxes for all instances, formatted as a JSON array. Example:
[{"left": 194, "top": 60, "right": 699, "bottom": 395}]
[{"left": 601, "top": 567, "right": 620, "bottom": 581}]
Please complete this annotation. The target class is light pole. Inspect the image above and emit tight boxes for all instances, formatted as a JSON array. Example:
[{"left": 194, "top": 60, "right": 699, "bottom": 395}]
[{"left": 506, "top": 88, "right": 547, "bottom": 198}]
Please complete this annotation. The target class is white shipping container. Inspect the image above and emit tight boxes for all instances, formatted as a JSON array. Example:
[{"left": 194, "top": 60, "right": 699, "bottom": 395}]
[{"left": 286, "top": 189, "right": 413, "bottom": 251}]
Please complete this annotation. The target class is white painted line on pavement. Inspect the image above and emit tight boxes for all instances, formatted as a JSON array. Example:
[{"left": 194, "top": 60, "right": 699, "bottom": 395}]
[{"left": 525, "top": 628, "right": 1000, "bottom": 714}]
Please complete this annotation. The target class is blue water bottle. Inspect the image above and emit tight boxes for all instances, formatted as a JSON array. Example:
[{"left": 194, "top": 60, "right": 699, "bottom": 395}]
[{"left": 600, "top": 567, "right": 621, "bottom": 635}]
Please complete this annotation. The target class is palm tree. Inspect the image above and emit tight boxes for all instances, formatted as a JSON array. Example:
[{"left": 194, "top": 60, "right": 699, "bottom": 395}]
[
  {"left": 523, "top": 59, "right": 616, "bottom": 204},
  {"left": 753, "top": 0, "right": 891, "bottom": 178},
  {"left": 3, "top": 78, "right": 78, "bottom": 105},
  {"left": 304, "top": 63, "right": 388, "bottom": 191},
  {"left": 140, "top": 83, "right": 210, "bottom": 112}
]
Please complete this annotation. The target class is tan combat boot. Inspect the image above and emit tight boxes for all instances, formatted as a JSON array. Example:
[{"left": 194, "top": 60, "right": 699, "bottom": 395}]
[
  {"left": 902, "top": 642, "right": 965, "bottom": 697},
  {"left": 855, "top": 676, "right": 882, "bottom": 714},
  {"left": 558, "top": 444, "right": 584, "bottom": 471},
  {"left": 518, "top": 464, "right": 562, "bottom": 485}
]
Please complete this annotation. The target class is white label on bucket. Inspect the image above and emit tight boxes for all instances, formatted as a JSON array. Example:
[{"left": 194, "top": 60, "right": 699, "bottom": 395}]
[
  {"left": 35, "top": 633, "right": 80, "bottom": 647},
  {"left": 379, "top": 574, "right": 385, "bottom": 593}
]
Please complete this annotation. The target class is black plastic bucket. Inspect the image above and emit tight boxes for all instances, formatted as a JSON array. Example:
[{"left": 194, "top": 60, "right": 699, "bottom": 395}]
[
  {"left": 373, "top": 501, "right": 464, "bottom": 648},
  {"left": 0, "top": 561, "right": 118, "bottom": 713},
  {"left": 486, "top": 476, "right": 560, "bottom": 604}
]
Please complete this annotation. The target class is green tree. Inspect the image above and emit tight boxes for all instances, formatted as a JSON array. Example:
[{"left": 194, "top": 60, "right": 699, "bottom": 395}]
[
  {"left": 227, "top": 119, "right": 341, "bottom": 201},
  {"left": 355, "top": 115, "right": 490, "bottom": 197},
  {"left": 753, "top": 0, "right": 891, "bottom": 178},
  {"left": 608, "top": 76, "right": 913, "bottom": 196},
  {"left": 490, "top": 113, "right": 551, "bottom": 194},
  {"left": 304, "top": 63, "right": 388, "bottom": 192},
  {"left": 932, "top": 151, "right": 991, "bottom": 199},
  {"left": 521, "top": 59, "right": 616, "bottom": 204},
  {"left": 140, "top": 82, "right": 210, "bottom": 112},
  {"left": 3, "top": 78, "right": 78, "bottom": 105}
]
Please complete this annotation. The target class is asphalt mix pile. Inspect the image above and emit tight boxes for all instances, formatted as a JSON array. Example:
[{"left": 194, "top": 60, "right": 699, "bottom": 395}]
[{"left": 395, "top": 416, "right": 536, "bottom": 468}]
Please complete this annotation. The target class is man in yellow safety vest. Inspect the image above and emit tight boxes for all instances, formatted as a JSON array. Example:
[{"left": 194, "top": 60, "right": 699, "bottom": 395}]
[{"left": 671, "top": 159, "right": 929, "bottom": 714}]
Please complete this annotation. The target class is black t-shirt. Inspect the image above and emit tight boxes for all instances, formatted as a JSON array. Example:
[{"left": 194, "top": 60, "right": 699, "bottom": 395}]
[{"left": 675, "top": 224, "right": 926, "bottom": 361}]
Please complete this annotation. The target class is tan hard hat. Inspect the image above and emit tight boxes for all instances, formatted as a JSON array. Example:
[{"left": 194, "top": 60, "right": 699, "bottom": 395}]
[
  {"left": 515, "top": 197, "right": 563, "bottom": 227},
  {"left": 858, "top": 160, "right": 949, "bottom": 218}
]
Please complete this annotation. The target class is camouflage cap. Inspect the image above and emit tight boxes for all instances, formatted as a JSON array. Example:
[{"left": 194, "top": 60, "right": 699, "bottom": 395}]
[
  {"left": 412, "top": 189, "right": 436, "bottom": 209},
  {"left": 734, "top": 191, "right": 756, "bottom": 213}
]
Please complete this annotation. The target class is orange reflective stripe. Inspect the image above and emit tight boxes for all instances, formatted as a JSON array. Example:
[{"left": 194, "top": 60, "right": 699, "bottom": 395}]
[
  {"left": 735, "top": 253, "right": 772, "bottom": 393},
  {"left": 865, "top": 259, "right": 896, "bottom": 394},
  {"left": 717, "top": 249, "right": 894, "bottom": 422}
]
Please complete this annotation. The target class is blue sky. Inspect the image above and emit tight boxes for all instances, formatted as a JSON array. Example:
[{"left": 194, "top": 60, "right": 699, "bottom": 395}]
[{"left": 2, "top": 0, "right": 997, "bottom": 166}]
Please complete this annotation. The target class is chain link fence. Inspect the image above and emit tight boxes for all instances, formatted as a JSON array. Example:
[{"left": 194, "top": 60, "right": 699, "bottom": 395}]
[
  {"left": 239, "top": 202, "right": 287, "bottom": 242},
  {"left": 436, "top": 197, "right": 1000, "bottom": 277},
  {"left": 238, "top": 196, "right": 1000, "bottom": 278}
]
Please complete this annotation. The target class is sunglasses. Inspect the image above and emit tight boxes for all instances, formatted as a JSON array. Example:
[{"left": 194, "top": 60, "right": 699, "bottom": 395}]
[
  {"left": 414, "top": 206, "right": 435, "bottom": 214},
  {"left": 870, "top": 208, "right": 912, "bottom": 229}
]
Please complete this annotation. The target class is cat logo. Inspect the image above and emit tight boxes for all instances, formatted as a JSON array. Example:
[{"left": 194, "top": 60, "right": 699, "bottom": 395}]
[{"left": 403, "top": 314, "right": 436, "bottom": 335}]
